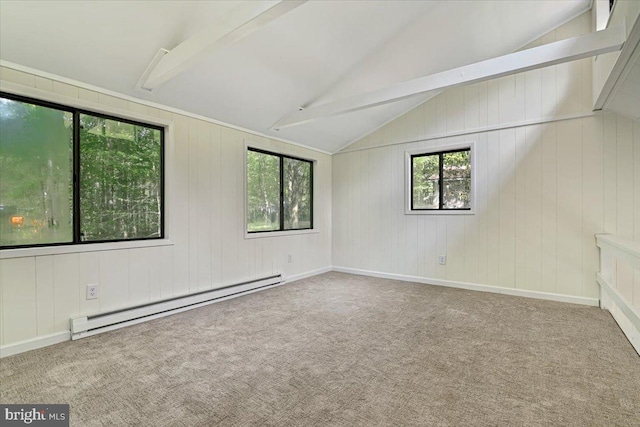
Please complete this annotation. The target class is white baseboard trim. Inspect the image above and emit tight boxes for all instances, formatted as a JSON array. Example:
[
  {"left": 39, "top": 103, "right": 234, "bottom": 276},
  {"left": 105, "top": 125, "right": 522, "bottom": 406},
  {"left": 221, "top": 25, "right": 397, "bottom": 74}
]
[
  {"left": 1, "top": 267, "right": 607, "bottom": 358},
  {"left": 0, "top": 331, "right": 70, "bottom": 358},
  {"left": 0, "top": 267, "right": 333, "bottom": 357},
  {"left": 71, "top": 274, "right": 285, "bottom": 340},
  {"left": 597, "top": 273, "right": 640, "bottom": 356},
  {"left": 285, "top": 266, "right": 333, "bottom": 284},
  {"left": 332, "top": 266, "right": 600, "bottom": 307},
  {"left": 609, "top": 308, "right": 640, "bottom": 356}
]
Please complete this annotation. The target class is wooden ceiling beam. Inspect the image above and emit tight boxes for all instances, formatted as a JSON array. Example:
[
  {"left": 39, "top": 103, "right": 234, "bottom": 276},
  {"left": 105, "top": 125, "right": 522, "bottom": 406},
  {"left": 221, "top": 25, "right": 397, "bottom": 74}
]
[
  {"left": 272, "top": 24, "right": 626, "bottom": 130},
  {"left": 139, "top": 0, "right": 307, "bottom": 91}
]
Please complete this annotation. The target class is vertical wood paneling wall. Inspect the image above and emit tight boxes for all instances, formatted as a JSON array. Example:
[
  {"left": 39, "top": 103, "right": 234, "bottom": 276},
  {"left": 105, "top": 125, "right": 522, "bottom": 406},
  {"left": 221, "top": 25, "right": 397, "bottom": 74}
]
[
  {"left": 1, "top": 11, "right": 639, "bottom": 353},
  {"left": 333, "top": 13, "right": 640, "bottom": 306},
  {"left": 0, "top": 66, "right": 332, "bottom": 348}
]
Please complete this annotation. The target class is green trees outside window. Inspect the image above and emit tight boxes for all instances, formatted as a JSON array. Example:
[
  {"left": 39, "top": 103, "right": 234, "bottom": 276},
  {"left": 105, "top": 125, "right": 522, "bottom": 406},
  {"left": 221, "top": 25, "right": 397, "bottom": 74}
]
[
  {"left": 411, "top": 149, "right": 471, "bottom": 210},
  {"left": 0, "top": 97, "right": 73, "bottom": 246},
  {"left": 79, "top": 114, "right": 162, "bottom": 241},
  {"left": 0, "top": 93, "right": 163, "bottom": 249},
  {"left": 247, "top": 150, "right": 280, "bottom": 232},
  {"left": 247, "top": 148, "right": 312, "bottom": 233}
]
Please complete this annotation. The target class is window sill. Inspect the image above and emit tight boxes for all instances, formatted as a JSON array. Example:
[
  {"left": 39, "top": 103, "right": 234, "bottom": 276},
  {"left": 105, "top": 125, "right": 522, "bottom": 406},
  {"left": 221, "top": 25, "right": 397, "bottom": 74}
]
[
  {"left": 0, "top": 239, "right": 175, "bottom": 260},
  {"left": 244, "top": 229, "right": 320, "bottom": 239},
  {"left": 405, "top": 210, "right": 475, "bottom": 215}
]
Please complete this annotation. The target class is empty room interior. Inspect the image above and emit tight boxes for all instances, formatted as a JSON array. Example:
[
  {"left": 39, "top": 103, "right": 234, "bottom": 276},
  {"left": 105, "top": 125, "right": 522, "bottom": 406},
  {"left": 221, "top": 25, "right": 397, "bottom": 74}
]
[{"left": 1, "top": 0, "right": 640, "bottom": 425}]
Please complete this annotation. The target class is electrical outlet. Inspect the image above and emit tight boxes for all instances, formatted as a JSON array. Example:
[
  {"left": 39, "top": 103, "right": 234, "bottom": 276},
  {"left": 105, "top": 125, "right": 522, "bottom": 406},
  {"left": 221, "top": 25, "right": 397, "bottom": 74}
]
[
  {"left": 438, "top": 255, "right": 447, "bottom": 265},
  {"left": 86, "top": 284, "right": 99, "bottom": 300},
  {"left": 287, "top": 254, "right": 292, "bottom": 263}
]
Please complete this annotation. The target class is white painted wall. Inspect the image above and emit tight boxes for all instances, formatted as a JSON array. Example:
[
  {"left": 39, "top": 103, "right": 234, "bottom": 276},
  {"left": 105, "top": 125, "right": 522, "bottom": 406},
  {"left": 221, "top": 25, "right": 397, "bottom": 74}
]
[
  {"left": 333, "top": 13, "right": 640, "bottom": 306},
  {"left": 1, "top": 8, "right": 638, "bottom": 355},
  {"left": 0, "top": 66, "right": 332, "bottom": 349}
]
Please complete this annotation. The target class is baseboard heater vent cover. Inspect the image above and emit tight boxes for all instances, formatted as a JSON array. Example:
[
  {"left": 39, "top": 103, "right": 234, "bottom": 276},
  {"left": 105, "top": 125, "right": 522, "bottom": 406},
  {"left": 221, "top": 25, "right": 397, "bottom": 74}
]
[{"left": 70, "top": 274, "right": 283, "bottom": 340}]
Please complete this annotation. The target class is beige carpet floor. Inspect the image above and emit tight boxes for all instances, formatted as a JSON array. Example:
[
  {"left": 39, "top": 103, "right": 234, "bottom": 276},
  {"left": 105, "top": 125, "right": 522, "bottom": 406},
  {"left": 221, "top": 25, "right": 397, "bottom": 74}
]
[{"left": 1, "top": 272, "right": 639, "bottom": 426}]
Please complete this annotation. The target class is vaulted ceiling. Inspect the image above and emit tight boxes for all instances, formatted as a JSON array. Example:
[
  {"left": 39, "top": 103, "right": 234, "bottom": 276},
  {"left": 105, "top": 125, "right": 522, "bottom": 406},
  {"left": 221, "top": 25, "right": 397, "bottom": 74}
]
[{"left": 0, "top": 1, "right": 591, "bottom": 153}]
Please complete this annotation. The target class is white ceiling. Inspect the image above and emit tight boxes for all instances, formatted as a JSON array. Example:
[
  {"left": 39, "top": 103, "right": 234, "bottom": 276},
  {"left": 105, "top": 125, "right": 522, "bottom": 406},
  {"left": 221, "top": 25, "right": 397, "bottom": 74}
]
[{"left": 0, "top": 0, "right": 591, "bottom": 153}]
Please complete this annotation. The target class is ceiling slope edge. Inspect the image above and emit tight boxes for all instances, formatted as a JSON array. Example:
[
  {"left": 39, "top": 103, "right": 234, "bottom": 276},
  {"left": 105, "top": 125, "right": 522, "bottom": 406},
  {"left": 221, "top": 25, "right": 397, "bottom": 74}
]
[
  {"left": 0, "top": 60, "right": 333, "bottom": 157},
  {"left": 334, "top": 5, "right": 594, "bottom": 155}
]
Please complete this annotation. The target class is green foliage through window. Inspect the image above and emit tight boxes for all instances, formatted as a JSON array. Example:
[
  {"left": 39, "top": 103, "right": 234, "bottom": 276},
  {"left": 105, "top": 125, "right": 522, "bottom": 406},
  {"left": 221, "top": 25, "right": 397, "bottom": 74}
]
[
  {"left": 79, "top": 114, "right": 162, "bottom": 241},
  {"left": 247, "top": 150, "right": 280, "bottom": 232},
  {"left": 247, "top": 148, "right": 312, "bottom": 233},
  {"left": 0, "top": 93, "right": 164, "bottom": 248},
  {"left": 411, "top": 148, "right": 471, "bottom": 210},
  {"left": 0, "top": 97, "right": 73, "bottom": 246}
]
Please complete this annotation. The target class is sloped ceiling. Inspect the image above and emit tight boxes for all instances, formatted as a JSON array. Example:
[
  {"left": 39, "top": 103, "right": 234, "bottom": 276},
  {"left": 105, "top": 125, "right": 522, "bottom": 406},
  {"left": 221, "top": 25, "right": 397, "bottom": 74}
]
[{"left": 0, "top": 0, "right": 591, "bottom": 153}]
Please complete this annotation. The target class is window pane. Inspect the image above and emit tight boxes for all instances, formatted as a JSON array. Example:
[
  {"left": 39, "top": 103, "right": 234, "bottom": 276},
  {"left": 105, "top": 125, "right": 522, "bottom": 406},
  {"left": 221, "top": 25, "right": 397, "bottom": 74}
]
[
  {"left": 412, "top": 155, "right": 439, "bottom": 209},
  {"left": 79, "top": 114, "right": 162, "bottom": 241},
  {"left": 283, "top": 157, "right": 312, "bottom": 230},
  {"left": 442, "top": 150, "right": 471, "bottom": 209},
  {"left": 247, "top": 150, "right": 280, "bottom": 232},
  {"left": 0, "top": 97, "right": 73, "bottom": 247}
]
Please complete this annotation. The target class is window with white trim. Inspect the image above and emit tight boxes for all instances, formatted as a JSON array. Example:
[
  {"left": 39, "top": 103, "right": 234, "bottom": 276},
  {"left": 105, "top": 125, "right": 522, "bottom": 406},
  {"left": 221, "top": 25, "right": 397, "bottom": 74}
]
[
  {"left": 246, "top": 147, "right": 313, "bottom": 233},
  {"left": 0, "top": 92, "right": 164, "bottom": 249},
  {"left": 406, "top": 143, "right": 475, "bottom": 214}
]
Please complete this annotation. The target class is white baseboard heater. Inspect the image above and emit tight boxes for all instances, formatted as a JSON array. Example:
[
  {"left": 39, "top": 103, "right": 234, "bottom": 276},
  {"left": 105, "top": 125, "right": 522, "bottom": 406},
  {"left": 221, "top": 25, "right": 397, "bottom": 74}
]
[{"left": 70, "top": 274, "right": 283, "bottom": 340}]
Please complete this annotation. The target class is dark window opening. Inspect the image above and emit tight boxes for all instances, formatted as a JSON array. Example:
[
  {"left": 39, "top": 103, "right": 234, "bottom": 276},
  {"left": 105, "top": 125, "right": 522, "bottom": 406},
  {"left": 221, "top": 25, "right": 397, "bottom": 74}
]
[
  {"left": 0, "top": 92, "right": 164, "bottom": 249},
  {"left": 411, "top": 148, "right": 471, "bottom": 211},
  {"left": 247, "top": 148, "right": 313, "bottom": 233}
]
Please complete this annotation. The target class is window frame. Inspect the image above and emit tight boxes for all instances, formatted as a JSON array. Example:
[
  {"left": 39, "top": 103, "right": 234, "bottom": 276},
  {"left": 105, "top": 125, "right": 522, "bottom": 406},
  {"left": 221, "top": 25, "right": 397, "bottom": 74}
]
[
  {"left": 405, "top": 142, "right": 475, "bottom": 215},
  {"left": 245, "top": 146, "right": 314, "bottom": 236},
  {"left": 0, "top": 91, "right": 166, "bottom": 250}
]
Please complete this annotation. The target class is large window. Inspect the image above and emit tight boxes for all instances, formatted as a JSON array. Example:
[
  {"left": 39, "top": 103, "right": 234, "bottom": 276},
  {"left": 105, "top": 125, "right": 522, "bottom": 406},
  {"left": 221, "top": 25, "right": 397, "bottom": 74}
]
[
  {"left": 0, "top": 92, "right": 164, "bottom": 249},
  {"left": 246, "top": 148, "right": 312, "bottom": 233},
  {"left": 407, "top": 145, "right": 473, "bottom": 213}
]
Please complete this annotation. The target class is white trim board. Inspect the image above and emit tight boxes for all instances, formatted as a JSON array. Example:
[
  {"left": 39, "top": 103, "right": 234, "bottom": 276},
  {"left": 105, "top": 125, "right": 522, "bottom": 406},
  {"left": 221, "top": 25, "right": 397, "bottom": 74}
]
[
  {"left": 140, "top": 1, "right": 307, "bottom": 90},
  {"left": 274, "top": 24, "right": 625, "bottom": 130},
  {"left": 0, "top": 331, "right": 70, "bottom": 359},
  {"left": 71, "top": 279, "right": 288, "bottom": 341},
  {"left": 594, "top": 4, "right": 640, "bottom": 110},
  {"left": 332, "top": 266, "right": 600, "bottom": 307},
  {"left": 332, "top": 8, "right": 594, "bottom": 155},
  {"left": 336, "top": 111, "right": 602, "bottom": 155},
  {"left": 597, "top": 273, "right": 640, "bottom": 333},
  {"left": 0, "top": 266, "right": 332, "bottom": 357},
  {"left": 595, "top": 233, "right": 640, "bottom": 356},
  {"left": 243, "top": 139, "right": 322, "bottom": 240},
  {"left": 596, "top": 234, "right": 640, "bottom": 270},
  {"left": 285, "top": 267, "right": 333, "bottom": 284},
  {"left": 404, "top": 142, "right": 476, "bottom": 215},
  {"left": 598, "top": 273, "right": 640, "bottom": 356},
  {"left": 0, "top": 80, "right": 177, "bottom": 260},
  {"left": 0, "top": 238, "right": 174, "bottom": 260}
]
